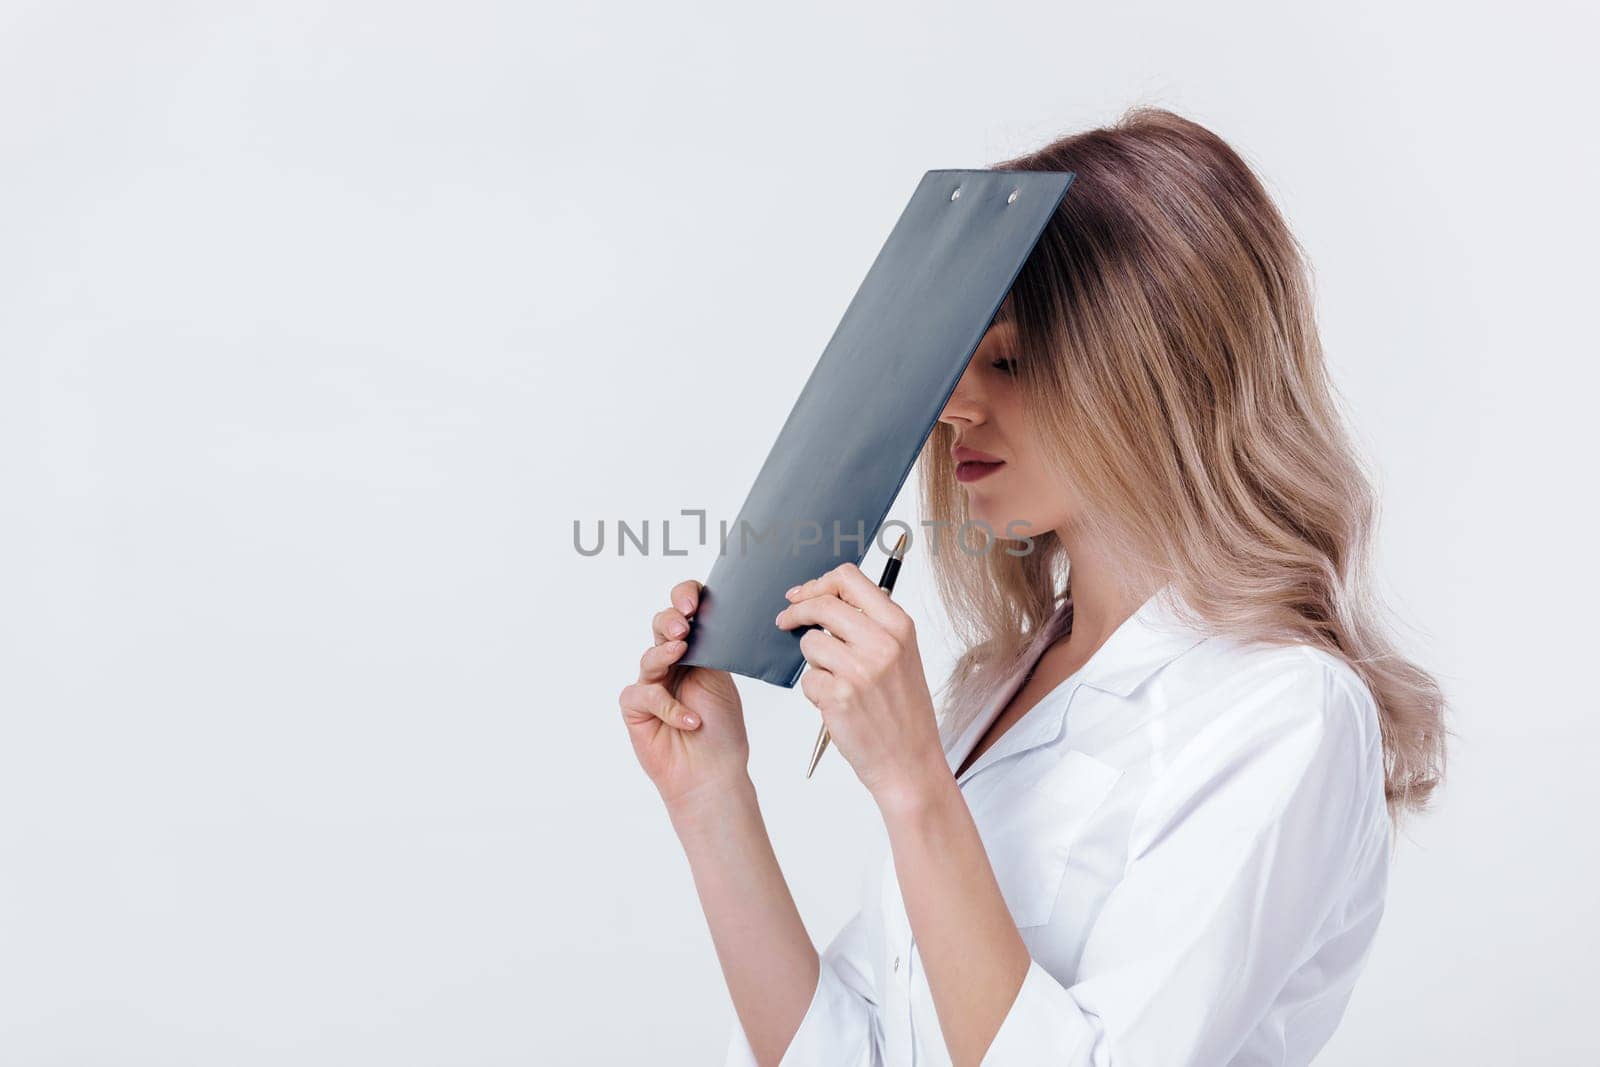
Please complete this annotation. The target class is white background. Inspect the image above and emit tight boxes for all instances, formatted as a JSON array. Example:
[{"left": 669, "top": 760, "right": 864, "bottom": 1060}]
[{"left": 3, "top": 1, "right": 1596, "bottom": 1063}]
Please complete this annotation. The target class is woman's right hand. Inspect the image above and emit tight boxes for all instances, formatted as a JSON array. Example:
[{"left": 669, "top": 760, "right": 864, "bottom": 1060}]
[{"left": 618, "top": 578, "right": 749, "bottom": 810}]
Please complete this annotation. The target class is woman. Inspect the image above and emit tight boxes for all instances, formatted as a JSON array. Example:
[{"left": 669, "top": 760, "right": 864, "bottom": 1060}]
[{"left": 617, "top": 108, "right": 1447, "bottom": 1066}]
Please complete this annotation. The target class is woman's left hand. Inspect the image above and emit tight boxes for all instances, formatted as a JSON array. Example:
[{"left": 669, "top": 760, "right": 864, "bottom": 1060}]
[{"left": 776, "top": 563, "right": 950, "bottom": 807}]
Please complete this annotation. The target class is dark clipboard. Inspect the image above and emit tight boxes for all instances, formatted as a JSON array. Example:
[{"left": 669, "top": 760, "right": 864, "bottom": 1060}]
[{"left": 679, "top": 168, "right": 1075, "bottom": 687}]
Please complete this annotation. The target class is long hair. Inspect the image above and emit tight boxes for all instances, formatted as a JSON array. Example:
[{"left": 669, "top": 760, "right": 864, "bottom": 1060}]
[{"left": 920, "top": 107, "right": 1447, "bottom": 823}]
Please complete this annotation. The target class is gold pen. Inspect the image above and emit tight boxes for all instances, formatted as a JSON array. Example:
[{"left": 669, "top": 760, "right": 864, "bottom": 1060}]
[{"left": 806, "top": 532, "right": 911, "bottom": 778}]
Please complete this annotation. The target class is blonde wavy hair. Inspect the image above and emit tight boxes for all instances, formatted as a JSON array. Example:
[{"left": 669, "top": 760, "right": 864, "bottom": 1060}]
[{"left": 920, "top": 108, "right": 1447, "bottom": 822}]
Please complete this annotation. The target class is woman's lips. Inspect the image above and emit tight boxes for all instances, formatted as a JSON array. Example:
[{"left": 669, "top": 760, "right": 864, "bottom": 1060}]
[{"left": 955, "top": 460, "right": 1005, "bottom": 483}]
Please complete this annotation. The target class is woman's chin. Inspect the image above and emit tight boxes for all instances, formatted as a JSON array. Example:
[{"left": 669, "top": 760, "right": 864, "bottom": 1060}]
[
  {"left": 964, "top": 501, "right": 1004, "bottom": 536},
  {"left": 967, "top": 501, "right": 1041, "bottom": 544}
]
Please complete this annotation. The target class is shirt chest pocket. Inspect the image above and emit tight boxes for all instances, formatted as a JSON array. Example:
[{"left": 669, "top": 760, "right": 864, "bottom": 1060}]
[{"left": 981, "top": 749, "right": 1123, "bottom": 928}]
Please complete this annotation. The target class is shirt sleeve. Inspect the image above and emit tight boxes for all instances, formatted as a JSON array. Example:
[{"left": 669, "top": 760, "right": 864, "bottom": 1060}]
[
  {"left": 724, "top": 904, "right": 885, "bottom": 1067},
  {"left": 981, "top": 656, "right": 1391, "bottom": 1066}
]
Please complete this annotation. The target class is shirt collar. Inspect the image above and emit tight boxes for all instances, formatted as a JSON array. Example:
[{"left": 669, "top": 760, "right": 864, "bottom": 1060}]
[
  {"left": 945, "top": 583, "right": 1209, "bottom": 782},
  {"left": 1073, "top": 583, "right": 1209, "bottom": 698}
]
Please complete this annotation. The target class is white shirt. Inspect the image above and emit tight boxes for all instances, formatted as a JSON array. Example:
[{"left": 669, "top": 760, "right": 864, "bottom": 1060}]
[{"left": 725, "top": 585, "right": 1392, "bottom": 1066}]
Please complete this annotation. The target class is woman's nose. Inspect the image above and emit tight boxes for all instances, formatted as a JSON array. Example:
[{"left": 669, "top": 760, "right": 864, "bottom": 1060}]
[{"left": 938, "top": 359, "right": 987, "bottom": 427}]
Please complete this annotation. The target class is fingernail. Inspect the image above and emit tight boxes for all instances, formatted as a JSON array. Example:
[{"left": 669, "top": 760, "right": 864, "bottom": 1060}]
[
  {"left": 785, "top": 585, "right": 801, "bottom": 598},
  {"left": 683, "top": 713, "right": 699, "bottom": 728},
  {"left": 669, "top": 621, "right": 687, "bottom": 637}
]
